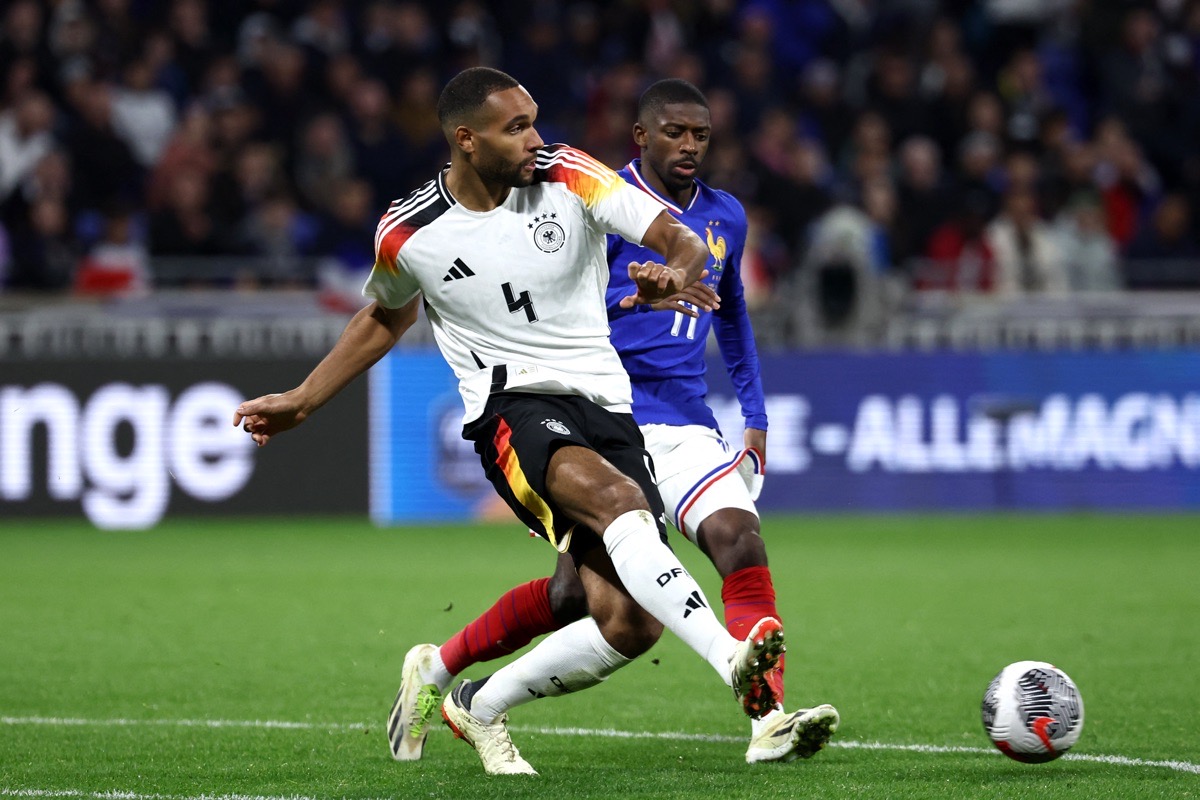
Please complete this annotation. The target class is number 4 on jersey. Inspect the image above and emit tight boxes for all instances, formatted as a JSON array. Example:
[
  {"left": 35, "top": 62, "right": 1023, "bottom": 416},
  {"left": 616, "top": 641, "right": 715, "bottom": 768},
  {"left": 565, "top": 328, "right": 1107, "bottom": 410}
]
[{"left": 502, "top": 282, "right": 538, "bottom": 323}]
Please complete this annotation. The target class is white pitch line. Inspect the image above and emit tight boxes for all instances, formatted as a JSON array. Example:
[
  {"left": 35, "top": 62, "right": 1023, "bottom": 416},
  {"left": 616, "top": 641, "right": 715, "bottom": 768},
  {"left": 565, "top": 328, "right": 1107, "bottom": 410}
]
[{"left": 2, "top": 716, "right": 1198, "bottom": 775}]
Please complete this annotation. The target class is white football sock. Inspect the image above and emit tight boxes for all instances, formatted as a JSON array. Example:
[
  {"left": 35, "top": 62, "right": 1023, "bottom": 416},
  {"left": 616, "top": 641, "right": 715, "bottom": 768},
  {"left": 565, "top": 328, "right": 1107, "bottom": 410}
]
[
  {"left": 468, "top": 618, "right": 631, "bottom": 724},
  {"left": 421, "top": 648, "right": 454, "bottom": 692},
  {"left": 603, "top": 509, "right": 735, "bottom": 683}
]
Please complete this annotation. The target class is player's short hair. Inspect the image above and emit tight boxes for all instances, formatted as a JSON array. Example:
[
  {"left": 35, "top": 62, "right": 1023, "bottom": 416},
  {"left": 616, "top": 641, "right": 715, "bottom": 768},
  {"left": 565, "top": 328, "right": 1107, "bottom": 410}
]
[
  {"left": 437, "top": 67, "right": 521, "bottom": 129},
  {"left": 637, "top": 79, "right": 709, "bottom": 123}
]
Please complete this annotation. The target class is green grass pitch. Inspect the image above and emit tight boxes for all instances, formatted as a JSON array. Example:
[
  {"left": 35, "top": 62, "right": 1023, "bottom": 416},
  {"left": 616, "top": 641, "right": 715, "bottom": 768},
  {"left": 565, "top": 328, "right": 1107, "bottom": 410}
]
[{"left": 1, "top": 514, "right": 1198, "bottom": 799}]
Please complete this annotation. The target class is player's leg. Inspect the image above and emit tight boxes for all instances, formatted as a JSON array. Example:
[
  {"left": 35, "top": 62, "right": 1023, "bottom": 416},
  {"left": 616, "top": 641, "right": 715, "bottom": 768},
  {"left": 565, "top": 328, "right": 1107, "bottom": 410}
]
[
  {"left": 646, "top": 423, "right": 839, "bottom": 761},
  {"left": 389, "top": 555, "right": 584, "bottom": 760},
  {"left": 441, "top": 553, "right": 585, "bottom": 679},
  {"left": 441, "top": 539, "right": 658, "bottom": 775},
  {"left": 545, "top": 414, "right": 783, "bottom": 717}
]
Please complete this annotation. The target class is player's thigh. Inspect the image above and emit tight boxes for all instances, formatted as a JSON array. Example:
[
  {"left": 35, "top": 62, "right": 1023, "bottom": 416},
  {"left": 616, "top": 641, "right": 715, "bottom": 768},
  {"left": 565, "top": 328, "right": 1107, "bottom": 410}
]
[
  {"left": 463, "top": 393, "right": 602, "bottom": 553},
  {"left": 641, "top": 424, "right": 758, "bottom": 544},
  {"left": 584, "top": 407, "right": 667, "bottom": 542}
]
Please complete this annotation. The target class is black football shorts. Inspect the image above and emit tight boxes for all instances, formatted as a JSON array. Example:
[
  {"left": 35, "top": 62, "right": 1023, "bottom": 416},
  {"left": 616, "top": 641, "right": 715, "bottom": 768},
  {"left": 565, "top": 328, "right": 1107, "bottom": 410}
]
[{"left": 463, "top": 392, "right": 667, "bottom": 553}]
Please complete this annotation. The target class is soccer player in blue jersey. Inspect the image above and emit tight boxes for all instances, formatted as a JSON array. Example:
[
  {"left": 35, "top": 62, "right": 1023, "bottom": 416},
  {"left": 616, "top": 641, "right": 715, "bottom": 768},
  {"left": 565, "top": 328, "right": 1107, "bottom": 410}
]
[{"left": 390, "top": 79, "right": 839, "bottom": 765}]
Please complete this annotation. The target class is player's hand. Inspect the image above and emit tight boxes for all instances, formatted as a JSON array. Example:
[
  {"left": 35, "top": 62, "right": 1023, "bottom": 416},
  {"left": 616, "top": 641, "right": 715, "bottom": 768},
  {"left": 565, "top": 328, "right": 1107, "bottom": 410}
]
[
  {"left": 619, "top": 263, "right": 708, "bottom": 309},
  {"left": 232, "top": 391, "right": 309, "bottom": 448},
  {"left": 744, "top": 427, "right": 766, "bottom": 467},
  {"left": 649, "top": 280, "right": 720, "bottom": 317}
]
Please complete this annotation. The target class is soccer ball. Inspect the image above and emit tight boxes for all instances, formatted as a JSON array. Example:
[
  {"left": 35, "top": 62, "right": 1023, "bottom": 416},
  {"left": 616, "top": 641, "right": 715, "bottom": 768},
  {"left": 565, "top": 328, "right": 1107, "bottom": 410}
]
[{"left": 981, "top": 660, "right": 1084, "bottom": 763}]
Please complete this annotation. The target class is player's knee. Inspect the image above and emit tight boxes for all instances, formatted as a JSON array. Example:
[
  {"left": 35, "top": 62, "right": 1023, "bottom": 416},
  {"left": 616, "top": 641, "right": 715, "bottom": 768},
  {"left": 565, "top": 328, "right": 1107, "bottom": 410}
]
[
  {"left": 590, "top": 475, "right": 648, "bottom": 525},
  {"left": 547, "top": 569, "right": 588, "bottom": 623}
]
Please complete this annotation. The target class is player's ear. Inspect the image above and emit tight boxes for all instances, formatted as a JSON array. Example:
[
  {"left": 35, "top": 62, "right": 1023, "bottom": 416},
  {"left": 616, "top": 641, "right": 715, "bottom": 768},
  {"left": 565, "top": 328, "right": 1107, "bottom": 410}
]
[
  {"left": 454, "top": 125, "right": 476, "bottom": 154},
  {"left": 632, "top": 122, "right": 648, "bottom": 148}
]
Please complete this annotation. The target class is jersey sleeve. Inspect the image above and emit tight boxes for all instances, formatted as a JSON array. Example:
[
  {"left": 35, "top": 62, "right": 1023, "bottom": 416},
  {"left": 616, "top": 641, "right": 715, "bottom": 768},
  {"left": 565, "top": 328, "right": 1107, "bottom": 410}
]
[
  {"left": 362, "top": 214, "right": 422, "bottom": 309},
  {"left": 537, "top": 144, "right": 665, "bottom": 244},
  {"left": 712, "top": 201, "right": 768, "bottom": 430}
]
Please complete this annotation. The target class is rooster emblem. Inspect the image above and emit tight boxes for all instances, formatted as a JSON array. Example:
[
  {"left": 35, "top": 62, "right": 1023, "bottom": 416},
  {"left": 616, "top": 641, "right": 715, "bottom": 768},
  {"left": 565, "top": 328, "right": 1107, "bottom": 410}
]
[{"left": 705, "top": 225, "right": 727, "bottom": 273}]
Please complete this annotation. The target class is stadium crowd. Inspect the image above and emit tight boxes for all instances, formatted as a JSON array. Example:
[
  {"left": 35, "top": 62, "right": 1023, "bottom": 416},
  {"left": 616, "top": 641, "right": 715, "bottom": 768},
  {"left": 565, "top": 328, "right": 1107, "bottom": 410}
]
[{"left": 1, "top": 0, "right": 1199, "bottom": 303}]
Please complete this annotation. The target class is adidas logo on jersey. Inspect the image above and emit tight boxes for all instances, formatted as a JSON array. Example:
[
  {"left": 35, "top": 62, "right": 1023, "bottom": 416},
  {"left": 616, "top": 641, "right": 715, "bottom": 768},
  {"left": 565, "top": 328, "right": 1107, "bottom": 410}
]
[{"left": 442, "top": 258, "right": 476, "bottom": 282}]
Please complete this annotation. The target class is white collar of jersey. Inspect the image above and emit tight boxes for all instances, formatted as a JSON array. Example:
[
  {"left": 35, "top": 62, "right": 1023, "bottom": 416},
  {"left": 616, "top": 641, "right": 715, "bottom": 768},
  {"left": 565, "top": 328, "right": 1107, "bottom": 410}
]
[{"left": 625, "top": 159, "right": 698, "bottom": 216}]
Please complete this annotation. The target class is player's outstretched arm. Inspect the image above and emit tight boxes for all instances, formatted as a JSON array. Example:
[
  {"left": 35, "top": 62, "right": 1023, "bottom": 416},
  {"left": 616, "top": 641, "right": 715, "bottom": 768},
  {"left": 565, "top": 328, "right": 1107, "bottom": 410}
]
[
  {"left": 233, "top": 297, "right": 420, "bottom": 447},
  {"left": 620, "top": 210, "right": 709, "bottom": 308}
]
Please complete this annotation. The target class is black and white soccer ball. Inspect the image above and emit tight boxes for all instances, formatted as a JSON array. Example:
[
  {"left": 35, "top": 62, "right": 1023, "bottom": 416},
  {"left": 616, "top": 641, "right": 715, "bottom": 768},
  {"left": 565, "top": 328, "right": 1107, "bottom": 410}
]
[{"left": 981, "top": 660, "right": 1084, "bottom": 763}]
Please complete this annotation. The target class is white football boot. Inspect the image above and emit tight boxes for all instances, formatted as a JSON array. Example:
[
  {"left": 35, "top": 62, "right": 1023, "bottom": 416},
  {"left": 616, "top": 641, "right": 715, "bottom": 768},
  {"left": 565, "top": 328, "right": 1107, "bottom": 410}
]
[
  {"left": 745, "top": 704, "right": 840, "bottom": 763},
  {"left": 387, "top": 643, "right": 442, "bottom": 761},
  {"left": 441, "top": 680, "right": 538, "bottom": 776}
]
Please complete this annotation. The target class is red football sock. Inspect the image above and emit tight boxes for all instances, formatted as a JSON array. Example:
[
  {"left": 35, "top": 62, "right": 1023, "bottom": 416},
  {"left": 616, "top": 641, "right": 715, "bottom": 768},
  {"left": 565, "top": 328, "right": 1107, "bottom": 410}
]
[
  {"left": 440, "top": 577, "right": 561, "bottom": 676},
  {"left": 722, "top": 565, "right": 786, "bottom": 707}
]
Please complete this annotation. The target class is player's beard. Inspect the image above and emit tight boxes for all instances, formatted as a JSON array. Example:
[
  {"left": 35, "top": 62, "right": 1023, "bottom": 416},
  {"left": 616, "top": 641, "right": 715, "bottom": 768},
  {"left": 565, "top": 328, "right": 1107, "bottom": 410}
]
[{"left": 475, "top": 150, "right": 535, "bottom": 188}]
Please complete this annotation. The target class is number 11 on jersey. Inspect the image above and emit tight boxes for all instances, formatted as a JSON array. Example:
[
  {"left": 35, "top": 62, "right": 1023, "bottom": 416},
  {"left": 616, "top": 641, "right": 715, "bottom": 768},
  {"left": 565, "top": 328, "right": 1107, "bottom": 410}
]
[{"left": 670, "top": 305, "right": 699, "bottom": 340}]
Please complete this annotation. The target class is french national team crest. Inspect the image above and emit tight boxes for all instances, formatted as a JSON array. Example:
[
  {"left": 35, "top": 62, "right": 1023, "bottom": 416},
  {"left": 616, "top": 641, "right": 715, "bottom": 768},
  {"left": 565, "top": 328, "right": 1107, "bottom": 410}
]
[{"left": 530, "top": 213, "right": 566, "bottom": 253}]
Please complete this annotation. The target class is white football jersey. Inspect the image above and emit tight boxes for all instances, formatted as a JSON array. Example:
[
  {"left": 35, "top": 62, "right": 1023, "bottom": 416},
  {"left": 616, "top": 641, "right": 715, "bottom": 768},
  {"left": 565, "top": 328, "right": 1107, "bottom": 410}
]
[{"left": 365, "top": 144, "right": 667, "bottom": 424}]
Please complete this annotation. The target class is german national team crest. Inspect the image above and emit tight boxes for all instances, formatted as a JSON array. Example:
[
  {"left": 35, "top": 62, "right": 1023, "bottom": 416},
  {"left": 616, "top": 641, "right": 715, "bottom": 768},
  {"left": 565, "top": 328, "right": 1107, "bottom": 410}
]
[
  {"left": 530, "top": 213, "right": 566, "bottom": 253},
  {"left": 541, "top": 418, "right": 571, "bottom": 435}
]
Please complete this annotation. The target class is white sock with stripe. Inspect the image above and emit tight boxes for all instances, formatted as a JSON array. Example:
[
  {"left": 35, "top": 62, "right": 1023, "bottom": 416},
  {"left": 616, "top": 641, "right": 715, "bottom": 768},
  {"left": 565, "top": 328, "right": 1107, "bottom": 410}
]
[
  {"left": 467, "top": 618, "right": 631, "bottom": 724},
  {"left": 602, "top": 509, "right": 735, "bottom": 682}
]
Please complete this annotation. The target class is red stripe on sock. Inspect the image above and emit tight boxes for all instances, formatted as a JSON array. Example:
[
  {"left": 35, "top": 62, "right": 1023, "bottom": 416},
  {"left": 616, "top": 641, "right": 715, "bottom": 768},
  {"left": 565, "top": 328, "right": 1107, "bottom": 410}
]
[
  {"left": 440, "top": 577, "right": 559, "bottom": 676},
  {"left": 722, "top": 565, "right": 786, "bottom": 706}
]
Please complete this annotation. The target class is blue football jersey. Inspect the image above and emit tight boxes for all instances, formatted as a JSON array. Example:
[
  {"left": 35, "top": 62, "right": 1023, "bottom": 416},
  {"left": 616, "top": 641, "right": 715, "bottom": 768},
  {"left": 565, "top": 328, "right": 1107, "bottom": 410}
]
[{"left": 606, "top": 159, "right": 767, "bottom": 432}]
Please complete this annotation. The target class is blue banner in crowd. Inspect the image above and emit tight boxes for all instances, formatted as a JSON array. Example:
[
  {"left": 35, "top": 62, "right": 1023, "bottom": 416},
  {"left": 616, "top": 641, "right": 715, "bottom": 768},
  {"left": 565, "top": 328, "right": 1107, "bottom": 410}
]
[{"left": 370, "top": 349, "right": 1200, "bottom": 523}]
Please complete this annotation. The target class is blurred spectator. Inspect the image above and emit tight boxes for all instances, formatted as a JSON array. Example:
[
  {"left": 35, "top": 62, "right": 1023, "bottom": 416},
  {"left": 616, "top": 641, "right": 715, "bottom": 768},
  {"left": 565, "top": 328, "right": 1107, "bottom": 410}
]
[
  {"left": 391, "top": 68, "right": 444, "bottom": 189},
  {"left": 1093, "top": 117, "right": 1160, "bottom": 249},
  {"left": 239, "top": 191, "right": 319, "bottom": 285},
  {"left": 360, "top": 2, "right": 441, "bottom": 93},
  {"left": 313, "top": 178, "right": 375, "bottom": 270},
  {"left": 250, "top": 39, "right": 316, "bottom": 146},
  {"left": 796, "top": 59, "right": 853, "bottom": 155},
  {"left": 74, "top": 202, "right": 150, "bottom": 296},
  {"left": 148, "top": 102, "right": 215, "bottom": 210},
  {"left": 1053, "top": 191, "right": 1122, "bottom": 292},
  {"left": 149, "top": 168, "right": 226, "bottom": 256},
  {"left": 61, "top": 80, "right": 142, "bottom": 212},
  {"left": 0, "top": 1, "right": 54, "bottom": 93},
  {"left": 292, "top": 0, "right": 351, "bottom": 61},
  {"left": 167, "top": 0, "right": 216, "bottom": 94},
  {"left": 111, "top": 57, "right": 177, "bottom": 168},
  {"left": 343, "top": 77, "right": 407, "bottom": 205},
  {"left": 986, "top": 187, "right": 1068, "bottom": 296},
  {"left": 740, "top": 203, "right": 791, "bottom": 307},
  {"left": 6, "top": 197, "right": 77, "bottom": 289},
  {"left": 797, "top": 195, "right": 890, "bottom": 342},
  {"left": 996, "top": 48, "right": 1055, "bottom": 147},
  {"left": 924, "top": 52, "right": 977, "bottom": 159},
  {"left": 1126, "top": 194, "right": 1200, "bottom": 288},
  {"left": 867, "top": 51, "right": 927, "bottom": 143},
  {"left": 894, "top": 136, "right": 952, "bottom": 262},
  {"left": 922, "top": 189, "right": 997, "bottom": 292},
  {"left": 294, "top": 112, "right": 356, "bottom": 213},
  {"left": 954, "top": 130, "right": 1003, "bottom": 213},
  {"left": 0, "top": 90, "right": 55, "bottom": 204},
  {"left": 1099, "top": 8, "right": 1180, "bottom": 171}
]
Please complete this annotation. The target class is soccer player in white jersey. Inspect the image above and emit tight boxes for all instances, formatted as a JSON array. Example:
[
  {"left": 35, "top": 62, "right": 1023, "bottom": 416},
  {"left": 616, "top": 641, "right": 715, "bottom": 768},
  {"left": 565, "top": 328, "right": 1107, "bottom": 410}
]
[
  {"left": 387, "top": 80, "right": 839, "bottom": 766},
  {"left": 233, "top": 67, "right": 787, "bottom": 776}
]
